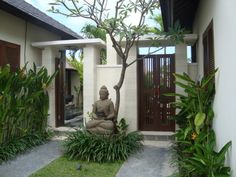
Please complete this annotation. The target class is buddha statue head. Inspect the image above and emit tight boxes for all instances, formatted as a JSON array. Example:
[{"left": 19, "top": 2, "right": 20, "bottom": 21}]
[{"left": 99, "top": 85, "right": 109, "bottom": 100}]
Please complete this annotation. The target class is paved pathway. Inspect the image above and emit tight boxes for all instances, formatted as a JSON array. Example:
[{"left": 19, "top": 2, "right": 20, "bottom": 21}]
[
  {"left": 0, "top": 140, "right": 63, "bottom": 177},
  {"left": 116, "top": 141, "right": 176, "bottom": 177},
  {"left": 0, "top": 139, "right": 175, "bottom": 177}
]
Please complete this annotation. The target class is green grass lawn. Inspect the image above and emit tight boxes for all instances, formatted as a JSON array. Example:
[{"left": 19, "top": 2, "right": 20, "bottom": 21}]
[{"left": 29, "top": 156, "right": 123, "bottom": 177}]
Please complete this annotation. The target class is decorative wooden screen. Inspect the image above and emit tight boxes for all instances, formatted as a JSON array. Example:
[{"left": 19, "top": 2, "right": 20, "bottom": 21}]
[
  {"left": 138, "top": 54, "right": 175, "bottom": 131},
  {"left": 55, "top": 54, "right": 65, "bottom": 127},
  {"left": 203, "top": 20, "right": 215, "bottom": 76}
]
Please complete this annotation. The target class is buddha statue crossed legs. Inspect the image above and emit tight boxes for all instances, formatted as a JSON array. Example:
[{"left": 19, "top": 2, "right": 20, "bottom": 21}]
[{"left": 86, "top": 86, "right": 115, "bottom": 134}]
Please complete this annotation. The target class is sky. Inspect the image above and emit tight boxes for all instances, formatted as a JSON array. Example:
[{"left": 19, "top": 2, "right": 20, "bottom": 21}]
[
  {"left": 24, "top": 0, "right": 159, "bottom": 36},
  {"left": 24, "top": 0, "right": 190, "bottom": 58},
  {"left": 25, "top": 0, "right": 88, "bottom": 35}
]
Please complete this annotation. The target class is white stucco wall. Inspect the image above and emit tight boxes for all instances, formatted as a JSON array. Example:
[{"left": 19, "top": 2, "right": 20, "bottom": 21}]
[
  {"left": 42, "top": 47, "right": 59, "bottom": 128},
  {"left": 96, "top": 62, "right": 138, "bottom": 131},
  {"left": 96, "top": 65, "right": 122, "bottom": 114},
  {"left": 0, "top": 10, "right": 65, "bottom": 128},
  {"left": 95, "top": 36, "right": 138, "bottom": 131},
  {"left": 0, "top": 10, "right": 60, "bottom": 68},
  {"left": 96, "top": 65, "right": 121, "bottom": 100},
  {"left": 83, "top": 45, "right": 100, "bottom": 122},
  {"left": 193, "top": 0, "right": 236, "bottom": 175},
  {"left": 122, "top": 46, "right": 138, "bottom": 131}
]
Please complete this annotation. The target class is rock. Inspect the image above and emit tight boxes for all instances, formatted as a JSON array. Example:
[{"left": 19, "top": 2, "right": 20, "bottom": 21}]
[{"left": 76, "top": 163, "right": 82, "bottom": 170}]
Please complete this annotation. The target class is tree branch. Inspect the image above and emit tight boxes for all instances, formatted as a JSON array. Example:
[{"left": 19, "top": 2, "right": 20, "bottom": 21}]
[
  {"left": 126, "top": 46, "right": 165, "bottom": 67},
  {"left": 49, "top": 0, "right": 160, "bottom": 121},
  {"left": 71, "top": 0, "right": 81, "bottom": 13}
]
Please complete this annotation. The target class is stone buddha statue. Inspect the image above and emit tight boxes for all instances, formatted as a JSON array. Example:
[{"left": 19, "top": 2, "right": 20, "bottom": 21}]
[{"left": 86, "top": 86, "right": 115, "bottom": 134}]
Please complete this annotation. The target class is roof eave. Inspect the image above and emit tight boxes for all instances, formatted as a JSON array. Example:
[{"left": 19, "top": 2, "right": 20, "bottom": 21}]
[
  {"left": 0, "top": 1, "right": 81, "bottom": 39},
  {"left": 159, "top": 0, "right": 173, "bottom": 32},
  {"left": 160, "top": 0, "right": 199, "bottom": 32}
]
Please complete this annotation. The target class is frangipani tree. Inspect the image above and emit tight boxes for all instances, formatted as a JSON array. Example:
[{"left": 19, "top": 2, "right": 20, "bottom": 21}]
[{"left": 49, "top": 0, "right": 160, "bottom": 121}]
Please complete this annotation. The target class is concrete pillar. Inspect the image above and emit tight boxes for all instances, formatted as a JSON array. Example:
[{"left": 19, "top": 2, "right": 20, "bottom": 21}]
[
  {"left": 188, "top": 63, "right": 198, "bottom": 81},
  {"left": 174, "top": 43, "right": 188, "bottom": 130},
  {"left": 106, "top": 34, "right": 120, "bottom": 65},
  {"left": 42, "top": 47, "right": 59, "bottom": 128},
  {"left": 175, "top": 43, "right": 188, "bottom": 93},
  {"left": 175, "top": 43, "right": 188, "bottom": 74},
  {"left": 83, "top": 45, "right": 100, "bottom": 122},
  {"left": 122, "top": 44, "right": 138, "bottom": 131}
]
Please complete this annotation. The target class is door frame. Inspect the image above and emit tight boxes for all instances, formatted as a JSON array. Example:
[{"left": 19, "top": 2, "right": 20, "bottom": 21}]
[
  {"left": 137, "top": 54, "right": 175, "bottom": 131},
  {"left": 55, "top": 51, "right": 66, "bottom": 127}
]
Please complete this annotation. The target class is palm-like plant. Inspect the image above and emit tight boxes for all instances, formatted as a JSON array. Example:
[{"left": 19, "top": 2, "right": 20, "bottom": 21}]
[
  {"left": 149, "top": 14, "right": 164, "bottom": 34},
  {"left": 167, "top": 70, "right": 216, "bottom": 136},
  {"left": 167, "top": 70, "right": 232, "bottom": 177},
  {"left": 0, "top": 64, "right": 56, "bottom": 145},
  {"left": 81, "top": 24, "right": 106, "bottom": 41}
]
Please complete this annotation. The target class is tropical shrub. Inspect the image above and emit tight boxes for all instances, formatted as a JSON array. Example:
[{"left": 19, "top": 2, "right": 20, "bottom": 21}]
[
  {"left": 180, "top": 130, "right": 231, "bottom": 177},
  {"left": 0, "top": 132, "right": 51, "bottom": 163},
  {"left": 168, "top": 70, "right": 232, "bottom": 177},
  {"left": 0, "top": 64, "right": 56, "bottom": 162},
  {"left": 64, "top": 118, "right": 143, "bottom": 162}
]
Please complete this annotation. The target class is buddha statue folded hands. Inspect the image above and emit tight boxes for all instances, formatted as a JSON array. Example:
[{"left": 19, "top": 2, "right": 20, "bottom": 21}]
[{"left": 86, "top": 86, "right": 115, "bottom": 135}]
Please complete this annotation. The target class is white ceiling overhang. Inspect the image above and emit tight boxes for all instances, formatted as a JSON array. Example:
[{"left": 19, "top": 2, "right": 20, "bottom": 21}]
[{"left": 32, "top": 38, "right": 106, "bottom": 50}]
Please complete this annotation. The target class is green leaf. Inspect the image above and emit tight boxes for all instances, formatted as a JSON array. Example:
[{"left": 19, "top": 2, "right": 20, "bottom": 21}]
[
  {"left": 174, "top": 73, "right": 195, "bottom": 84},
  {"left": 195, "top": 126, "right": 200, "bottom": 134},
  {"left": 184, "top": 127, "right": 192, "bottom": 139},
  {"left": 174, "top": 81, "right": 189, "bottom": 89},
  {"left": 164, "top": 93, "right": 186, "bottom": 98},
  {"left": 207, "top": 107, "right": 214, "bottom": 122},
  {"left": 216, "top": 141, "right": 232, "bottom": 164},
  {"left": 194, "top": 112, "right": 206, "bottom": 127},
  {"left": 201, "top": 68, "right": 218, "bottom": 88}
]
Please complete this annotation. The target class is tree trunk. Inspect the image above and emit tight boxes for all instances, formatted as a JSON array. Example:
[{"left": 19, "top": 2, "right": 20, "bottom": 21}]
[{"left": 114, "top": 63, "right": 127, "bottom": 122}]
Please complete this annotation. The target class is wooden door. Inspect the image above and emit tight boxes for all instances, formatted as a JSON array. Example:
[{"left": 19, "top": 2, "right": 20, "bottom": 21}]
[
  {"left": 55, "top": 57, "right": 65, "bottom": 127},
  {"left": 138, "top": 54, "right": 175, "bottom": 131}
]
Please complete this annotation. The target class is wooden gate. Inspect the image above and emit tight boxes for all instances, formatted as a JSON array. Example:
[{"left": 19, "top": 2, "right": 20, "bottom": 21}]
[
  {"left": 55, "top": 56, "right": 65, "bottom": 127},
  {"left": 138, "top": 54, "right": 175, "bottom": 131}
]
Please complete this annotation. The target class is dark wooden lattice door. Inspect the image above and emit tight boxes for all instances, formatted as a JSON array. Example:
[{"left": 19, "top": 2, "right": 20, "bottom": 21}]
[
  {"left": 138, "top": 54, "right": 175, "bottom": 131},
  {"left": 55, "top": 57, "right": 65, "bottom": 127}
]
